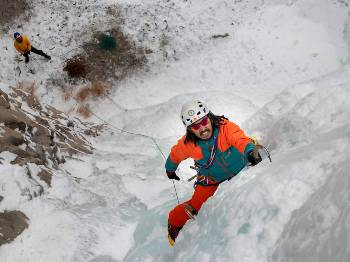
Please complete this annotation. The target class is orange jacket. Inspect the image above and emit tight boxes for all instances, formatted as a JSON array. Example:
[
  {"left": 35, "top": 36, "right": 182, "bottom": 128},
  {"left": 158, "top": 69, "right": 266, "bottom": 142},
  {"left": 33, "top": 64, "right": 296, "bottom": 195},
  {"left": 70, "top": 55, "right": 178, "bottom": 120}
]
[
  {"left": 166, "top": 119, "right": 254, "bottom": 183},
  {"left": 14, "top": 35, "right": 32, "bottom": 54}
]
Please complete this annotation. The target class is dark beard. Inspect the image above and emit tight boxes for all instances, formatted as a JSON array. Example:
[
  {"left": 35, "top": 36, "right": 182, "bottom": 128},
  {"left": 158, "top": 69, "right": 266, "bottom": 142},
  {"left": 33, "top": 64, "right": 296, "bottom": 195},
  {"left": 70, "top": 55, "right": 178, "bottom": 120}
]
[
  {"left": 200, "top": 128, "right": 211, "bottom": 137},
  {"left": 198, "top": 128, "right": 213, "bottom": 140}
]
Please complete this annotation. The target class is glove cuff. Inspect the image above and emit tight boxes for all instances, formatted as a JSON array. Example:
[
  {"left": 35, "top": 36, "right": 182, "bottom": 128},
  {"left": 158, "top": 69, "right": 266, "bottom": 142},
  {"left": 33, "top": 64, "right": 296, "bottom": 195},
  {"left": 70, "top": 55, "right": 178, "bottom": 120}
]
[{"left": 166, "top": 171, "right": 180, "bottom": 180}]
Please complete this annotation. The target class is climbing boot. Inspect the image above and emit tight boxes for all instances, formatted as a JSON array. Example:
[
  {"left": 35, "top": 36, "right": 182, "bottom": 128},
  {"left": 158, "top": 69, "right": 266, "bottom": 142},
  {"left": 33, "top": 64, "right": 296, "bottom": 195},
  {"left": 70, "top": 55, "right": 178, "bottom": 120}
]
[{"left": 168, "top": 223, "right": 182, "bottom": 246}]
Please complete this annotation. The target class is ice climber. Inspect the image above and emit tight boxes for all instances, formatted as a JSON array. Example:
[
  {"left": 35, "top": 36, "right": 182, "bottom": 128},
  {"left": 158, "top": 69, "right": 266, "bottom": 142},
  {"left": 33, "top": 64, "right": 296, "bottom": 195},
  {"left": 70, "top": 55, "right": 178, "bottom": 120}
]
[
  {"left": 13, "top": 32, "right": 51, "bottom": 63},
  {"left": 165, "top": 100, "right": 262, "bottom": 246}
]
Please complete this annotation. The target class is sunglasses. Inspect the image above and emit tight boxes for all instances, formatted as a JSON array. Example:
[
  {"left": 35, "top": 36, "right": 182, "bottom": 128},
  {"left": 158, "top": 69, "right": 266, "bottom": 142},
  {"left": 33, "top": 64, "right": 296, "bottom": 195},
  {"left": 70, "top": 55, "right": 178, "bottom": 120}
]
[{"left": 190, "top": 116, "right": 209, "bottom": 130}]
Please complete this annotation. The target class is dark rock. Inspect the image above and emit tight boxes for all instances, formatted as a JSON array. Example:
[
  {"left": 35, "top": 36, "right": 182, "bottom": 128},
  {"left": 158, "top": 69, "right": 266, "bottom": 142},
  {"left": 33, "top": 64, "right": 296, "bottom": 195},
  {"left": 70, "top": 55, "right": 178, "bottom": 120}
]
[
  {"left": 0, "top": 211, "right": 29, "bottom": 246},
  {"left": 37, "top": 169, "right": 53, "bottom": 186}
]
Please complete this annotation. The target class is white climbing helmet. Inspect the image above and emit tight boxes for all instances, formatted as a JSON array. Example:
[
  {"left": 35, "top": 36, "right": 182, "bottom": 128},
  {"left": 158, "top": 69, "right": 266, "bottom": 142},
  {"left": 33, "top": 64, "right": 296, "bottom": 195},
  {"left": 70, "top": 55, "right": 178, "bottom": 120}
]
[{"left": 181, "top": 100, "right": 209, "bottom": 127}]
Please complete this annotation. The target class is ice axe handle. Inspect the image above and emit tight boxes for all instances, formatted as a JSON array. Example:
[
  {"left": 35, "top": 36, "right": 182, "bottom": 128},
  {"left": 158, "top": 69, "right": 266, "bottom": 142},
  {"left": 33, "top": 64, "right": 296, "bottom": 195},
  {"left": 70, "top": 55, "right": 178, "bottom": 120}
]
[{"left": 254, "top": 144, "right": 272, "bottom": 163}]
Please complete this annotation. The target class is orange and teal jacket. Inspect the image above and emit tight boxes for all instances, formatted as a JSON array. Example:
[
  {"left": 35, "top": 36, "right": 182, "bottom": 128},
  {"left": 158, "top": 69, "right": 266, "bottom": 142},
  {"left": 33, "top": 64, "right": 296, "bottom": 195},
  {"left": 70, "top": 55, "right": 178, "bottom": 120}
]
[
  {"left": 165, "top": 119, "right": 254, "bottom": 185},
  {"left": 14, "top": 35, "right": 32, "bottom": 54}
]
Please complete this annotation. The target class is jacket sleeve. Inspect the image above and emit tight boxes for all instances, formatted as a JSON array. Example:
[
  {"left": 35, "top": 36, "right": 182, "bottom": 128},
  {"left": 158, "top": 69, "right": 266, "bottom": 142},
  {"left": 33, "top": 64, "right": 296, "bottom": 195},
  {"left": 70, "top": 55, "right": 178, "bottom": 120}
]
[
  {"left": 223, "top": 120, "right": 254, "bottom": 160},
  {"left": 165, "top": 136, "right": 189, "bottom": 172},
  {"left": 14, "top": 42, "right": 21, "bottom": 53},
  {"left": 23, "top": 36, "right": 32, "bottom": 52},
  {"left": 14, "top": 41, "right": 24, "bottom": 53}
]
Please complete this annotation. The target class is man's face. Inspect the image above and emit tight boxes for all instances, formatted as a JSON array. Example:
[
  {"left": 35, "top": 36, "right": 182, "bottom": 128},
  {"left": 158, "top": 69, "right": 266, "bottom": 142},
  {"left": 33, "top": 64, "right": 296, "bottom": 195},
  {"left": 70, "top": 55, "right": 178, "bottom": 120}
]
[
  {"left": 190, "top": 116, "right": 213, "bottom": 140},
  {"left": 15, "top": 35, "right": 23, "bottom": 42}
]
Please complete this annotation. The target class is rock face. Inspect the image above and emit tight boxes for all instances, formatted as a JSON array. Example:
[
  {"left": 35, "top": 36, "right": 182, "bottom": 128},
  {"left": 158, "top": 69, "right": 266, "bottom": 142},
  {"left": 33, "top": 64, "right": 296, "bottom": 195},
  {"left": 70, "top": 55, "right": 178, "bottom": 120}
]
[
  {"left": 0, "top": 85, "right": 102, "bottom": 246},
  {"left": 0, "top": 211, "right": 29, "bottom": 246},
  {"left": 0, "top": 87, "right": 95, "bottom": 174}
]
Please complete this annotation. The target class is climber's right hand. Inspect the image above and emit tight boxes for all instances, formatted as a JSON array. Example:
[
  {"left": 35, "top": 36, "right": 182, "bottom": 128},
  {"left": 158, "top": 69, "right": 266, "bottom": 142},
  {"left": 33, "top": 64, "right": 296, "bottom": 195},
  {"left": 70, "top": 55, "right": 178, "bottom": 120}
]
[{"left": 166, "top": 171, "right": 180, "bottom": 181}]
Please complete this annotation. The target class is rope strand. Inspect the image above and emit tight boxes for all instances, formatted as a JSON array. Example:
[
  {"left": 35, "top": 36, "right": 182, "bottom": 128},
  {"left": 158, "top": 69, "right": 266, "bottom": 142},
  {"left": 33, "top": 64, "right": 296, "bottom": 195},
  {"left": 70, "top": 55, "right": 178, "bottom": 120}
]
[{"left": 89, "top": 108, "right": 180, "bottom": 204}]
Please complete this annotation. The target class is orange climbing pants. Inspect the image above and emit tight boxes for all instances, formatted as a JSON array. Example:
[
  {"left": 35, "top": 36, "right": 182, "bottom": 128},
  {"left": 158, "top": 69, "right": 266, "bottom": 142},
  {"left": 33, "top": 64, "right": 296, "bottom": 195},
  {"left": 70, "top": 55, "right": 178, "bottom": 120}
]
[{"left": 168, "top": 184, "right": 219, "bottom": 228}]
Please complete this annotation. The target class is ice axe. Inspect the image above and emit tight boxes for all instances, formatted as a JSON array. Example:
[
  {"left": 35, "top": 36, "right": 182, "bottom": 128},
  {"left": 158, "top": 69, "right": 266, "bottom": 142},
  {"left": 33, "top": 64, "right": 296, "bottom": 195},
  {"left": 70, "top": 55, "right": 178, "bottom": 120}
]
[{"left": 248, "top": 136, "right": 272, "bottom": 164}]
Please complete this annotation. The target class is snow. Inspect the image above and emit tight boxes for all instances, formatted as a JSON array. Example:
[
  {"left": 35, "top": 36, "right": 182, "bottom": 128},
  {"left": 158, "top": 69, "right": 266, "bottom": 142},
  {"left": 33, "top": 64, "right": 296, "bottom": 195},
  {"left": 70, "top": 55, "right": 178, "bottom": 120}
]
[{"left": 1, "top": 0, "right": 350, "bottom": 261}]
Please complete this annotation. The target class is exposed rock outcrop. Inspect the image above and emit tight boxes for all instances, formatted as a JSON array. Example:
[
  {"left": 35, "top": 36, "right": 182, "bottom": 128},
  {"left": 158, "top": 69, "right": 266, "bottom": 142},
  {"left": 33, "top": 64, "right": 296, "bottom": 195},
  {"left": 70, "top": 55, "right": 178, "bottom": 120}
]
[
  {"left": 0, "top": 84, "right": 104, "bottom": 246},
  {"left": 0, "top": 86, "right": 101, "bottom": 174},
  {"left": 0, "top": 211, "right": 29, "bottom": 246}
]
